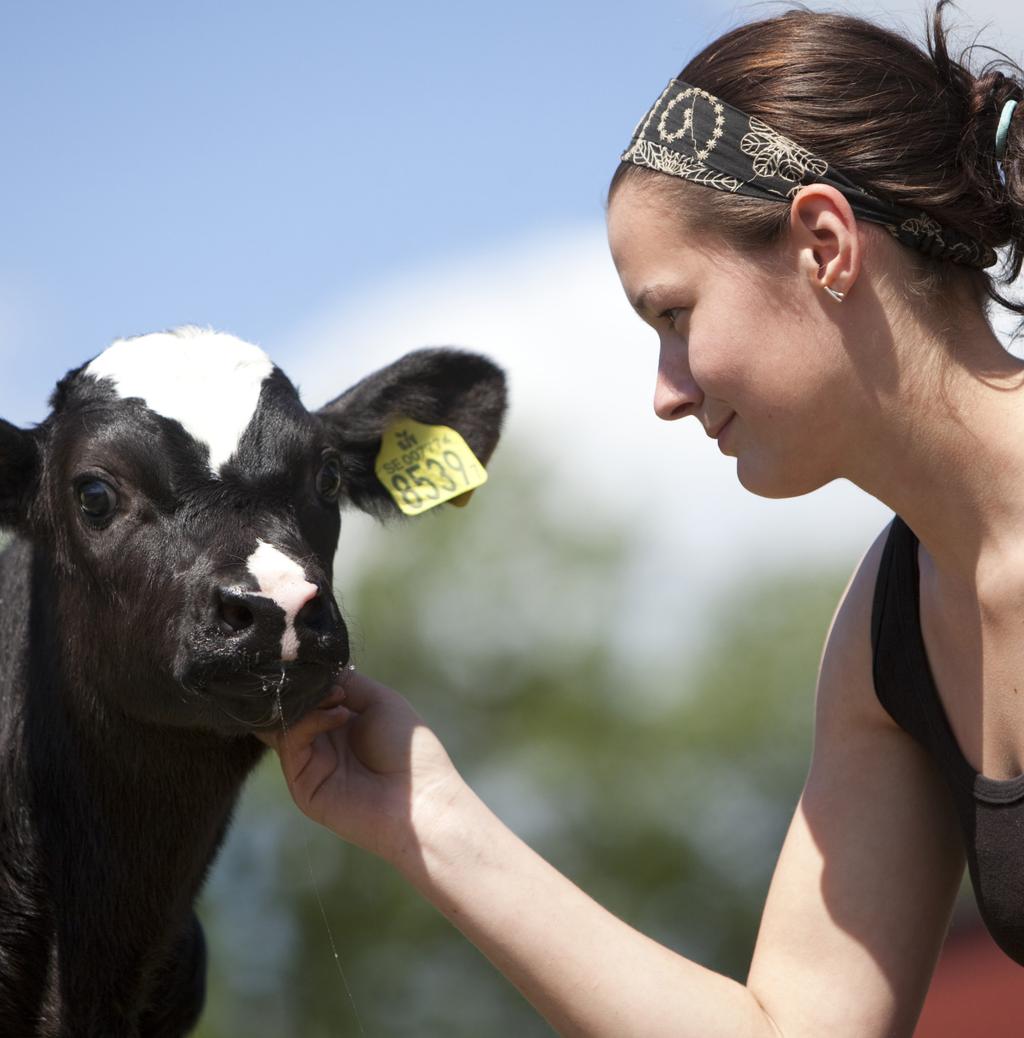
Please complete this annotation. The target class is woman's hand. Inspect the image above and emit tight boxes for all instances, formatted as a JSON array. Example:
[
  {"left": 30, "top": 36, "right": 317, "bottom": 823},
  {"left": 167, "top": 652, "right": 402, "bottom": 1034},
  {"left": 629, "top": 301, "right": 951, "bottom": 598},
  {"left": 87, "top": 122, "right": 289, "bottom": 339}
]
[{"left": 256, "top": 669, "right": 468, "bottom": 870}]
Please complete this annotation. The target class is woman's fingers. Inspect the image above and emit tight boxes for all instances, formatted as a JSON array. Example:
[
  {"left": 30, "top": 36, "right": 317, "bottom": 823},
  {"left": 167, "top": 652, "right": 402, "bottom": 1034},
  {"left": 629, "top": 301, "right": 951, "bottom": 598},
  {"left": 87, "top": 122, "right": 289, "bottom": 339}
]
[
  {"left": 282, "top": 704, "right": 352, "bottom": 751},
  {"left": 337, "top": 669, "right": 400, "bottom": 712},
  {"left": 260, "top": 669, "right": 415, "bottom": 793},
  {"left": 276, "top": 705, "right": 351, "bottom": 785},
  {"left": 252, "top": 683, "right": 350, "bottom": 750},
  {"left": 314, "top": 684, "right": 348, "bottom": 709}
]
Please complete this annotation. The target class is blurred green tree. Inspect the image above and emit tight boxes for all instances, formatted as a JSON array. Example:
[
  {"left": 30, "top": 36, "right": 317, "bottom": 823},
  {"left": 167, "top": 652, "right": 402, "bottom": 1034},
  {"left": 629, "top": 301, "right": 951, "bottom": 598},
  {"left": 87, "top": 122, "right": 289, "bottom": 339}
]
[{"left": 194, "top": 450, "right": 849, "bottom": 1038}]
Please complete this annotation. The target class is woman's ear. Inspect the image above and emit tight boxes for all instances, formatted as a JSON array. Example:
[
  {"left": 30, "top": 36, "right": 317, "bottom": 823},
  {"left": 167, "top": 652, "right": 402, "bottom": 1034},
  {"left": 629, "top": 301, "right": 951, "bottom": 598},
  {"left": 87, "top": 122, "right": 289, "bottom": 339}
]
[{"left": 789, "top": 184, "right": 862, "bottom": 300}]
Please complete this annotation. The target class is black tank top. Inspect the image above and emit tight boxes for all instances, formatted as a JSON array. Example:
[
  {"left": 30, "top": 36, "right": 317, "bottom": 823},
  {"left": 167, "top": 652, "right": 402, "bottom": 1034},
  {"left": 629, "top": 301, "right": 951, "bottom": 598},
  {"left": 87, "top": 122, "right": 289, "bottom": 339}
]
[{"left": 872, "top": 515, "right": 1024, "bottom": 964}]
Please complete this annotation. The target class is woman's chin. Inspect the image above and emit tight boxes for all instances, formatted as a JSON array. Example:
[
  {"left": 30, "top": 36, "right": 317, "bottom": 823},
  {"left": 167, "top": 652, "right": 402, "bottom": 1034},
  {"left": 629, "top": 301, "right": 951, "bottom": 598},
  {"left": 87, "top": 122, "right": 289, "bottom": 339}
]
[{"left": 735, "top": 455, "right": 830, "bottom": 500}]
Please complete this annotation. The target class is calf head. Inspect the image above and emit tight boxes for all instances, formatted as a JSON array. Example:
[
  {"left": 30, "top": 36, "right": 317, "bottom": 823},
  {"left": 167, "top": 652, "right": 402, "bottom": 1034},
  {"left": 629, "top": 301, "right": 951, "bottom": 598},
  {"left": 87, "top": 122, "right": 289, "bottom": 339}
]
[{"left": 0, "top": 327, "right": 505, "bottom": 734}]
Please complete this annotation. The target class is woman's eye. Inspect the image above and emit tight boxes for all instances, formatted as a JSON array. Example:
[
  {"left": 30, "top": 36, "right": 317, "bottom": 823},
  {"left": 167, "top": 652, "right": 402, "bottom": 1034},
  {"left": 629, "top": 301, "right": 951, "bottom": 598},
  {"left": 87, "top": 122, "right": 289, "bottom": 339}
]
[
  {"left": 315, "top": 454, "right": 343, "bottom": 502},
  {"left": 660, "top": 307, "right": 687, "bottom": 325},
  {"left": 77, "top": 479, "right": 118, "bottom": 523}
]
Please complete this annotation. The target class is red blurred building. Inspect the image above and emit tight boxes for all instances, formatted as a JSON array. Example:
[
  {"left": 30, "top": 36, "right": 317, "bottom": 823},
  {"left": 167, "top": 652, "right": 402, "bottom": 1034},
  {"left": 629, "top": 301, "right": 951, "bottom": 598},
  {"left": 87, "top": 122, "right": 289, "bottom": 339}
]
[{"left": 915, "top": 918, "right": 1024, "bottom": 1037}]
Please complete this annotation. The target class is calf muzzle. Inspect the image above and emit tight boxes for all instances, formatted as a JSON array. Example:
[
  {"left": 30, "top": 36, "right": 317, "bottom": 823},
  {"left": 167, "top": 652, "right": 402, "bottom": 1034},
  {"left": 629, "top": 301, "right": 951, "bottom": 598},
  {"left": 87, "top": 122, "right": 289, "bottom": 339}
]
[
  {"left": 210, "top": 579, "right": 347, "bottom": 662},
  {"left": 176, "top": 572, "right": 350, "bottom": 733}
]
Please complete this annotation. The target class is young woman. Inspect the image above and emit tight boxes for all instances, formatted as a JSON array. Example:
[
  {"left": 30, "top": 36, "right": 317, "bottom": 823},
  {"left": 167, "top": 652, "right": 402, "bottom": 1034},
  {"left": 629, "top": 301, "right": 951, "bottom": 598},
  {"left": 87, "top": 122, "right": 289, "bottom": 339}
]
[{"left": 260, "top": 5, "right": 1024, "bottom": 1035}]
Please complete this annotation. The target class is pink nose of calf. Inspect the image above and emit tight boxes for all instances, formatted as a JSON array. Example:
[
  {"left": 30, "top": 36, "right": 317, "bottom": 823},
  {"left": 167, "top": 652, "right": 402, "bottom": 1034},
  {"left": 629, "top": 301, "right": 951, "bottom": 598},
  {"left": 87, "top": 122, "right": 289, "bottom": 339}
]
[
  {"left": 259, "top": 576, "right": 321, "bottom": 662},
  {"left": 215, "top": 581, "right": 324, "bottom": 659},
  {"left": 214, "top": 541, "right": 332, "bottom": 662},
  {"left": 270, "top": 578, "right": 320, "bottom": 623}
]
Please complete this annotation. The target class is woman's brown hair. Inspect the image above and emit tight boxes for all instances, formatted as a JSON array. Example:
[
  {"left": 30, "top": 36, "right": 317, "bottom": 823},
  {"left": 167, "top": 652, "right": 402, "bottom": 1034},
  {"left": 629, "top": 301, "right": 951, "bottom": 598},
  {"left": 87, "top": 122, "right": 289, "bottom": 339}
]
[{"left": 610, "top": 2, "right": 1024, "bottom": 319}]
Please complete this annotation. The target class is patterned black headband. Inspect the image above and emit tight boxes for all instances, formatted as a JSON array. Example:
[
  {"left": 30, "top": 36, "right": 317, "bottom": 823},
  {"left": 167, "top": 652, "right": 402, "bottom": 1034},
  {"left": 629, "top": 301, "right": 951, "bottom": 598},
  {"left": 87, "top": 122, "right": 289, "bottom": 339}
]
[{"left": 621, "top": 79, "right": 997, "bottom": 270}]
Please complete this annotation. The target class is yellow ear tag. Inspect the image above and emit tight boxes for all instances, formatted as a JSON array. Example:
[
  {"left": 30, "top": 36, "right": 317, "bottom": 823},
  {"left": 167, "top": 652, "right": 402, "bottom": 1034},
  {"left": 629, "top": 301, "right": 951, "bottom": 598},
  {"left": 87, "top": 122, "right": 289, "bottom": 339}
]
[{"left": 375, "top": 417, "right": 488, "bottom": 516}]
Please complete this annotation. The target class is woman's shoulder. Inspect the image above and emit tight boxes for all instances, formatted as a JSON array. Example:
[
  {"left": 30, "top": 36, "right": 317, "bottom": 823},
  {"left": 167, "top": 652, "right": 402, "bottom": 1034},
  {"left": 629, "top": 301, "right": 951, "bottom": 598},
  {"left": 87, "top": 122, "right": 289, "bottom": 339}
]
[{"left": 815, "top": 518, "right": 900, "bottom": 732}]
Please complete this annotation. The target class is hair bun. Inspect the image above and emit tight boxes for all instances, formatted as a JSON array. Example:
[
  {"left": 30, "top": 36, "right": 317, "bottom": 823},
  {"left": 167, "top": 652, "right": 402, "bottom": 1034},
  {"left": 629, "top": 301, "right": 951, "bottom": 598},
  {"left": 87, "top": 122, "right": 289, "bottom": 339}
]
[
  {"left": 957, "top": 55, "right": 1022, "bottom": 256},
  {"left": 971, "top": 69, "right": 1022, "bottom": 130}
]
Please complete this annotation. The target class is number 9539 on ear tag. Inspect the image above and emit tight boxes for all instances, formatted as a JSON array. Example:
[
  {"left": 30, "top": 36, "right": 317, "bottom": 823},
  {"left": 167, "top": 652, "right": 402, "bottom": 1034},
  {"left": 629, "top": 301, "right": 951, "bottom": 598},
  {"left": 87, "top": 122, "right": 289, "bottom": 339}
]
[{"left": 375, "top": 417, "right": 488, "bottom": 516}]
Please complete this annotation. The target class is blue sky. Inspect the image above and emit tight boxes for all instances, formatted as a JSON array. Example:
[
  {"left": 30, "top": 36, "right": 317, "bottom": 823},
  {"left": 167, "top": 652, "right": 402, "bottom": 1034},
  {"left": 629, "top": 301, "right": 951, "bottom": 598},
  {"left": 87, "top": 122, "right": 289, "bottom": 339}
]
[
  {"left": 0, "top": 0, "right": 731, "bottom": 426},
  {"left": 2, "top": 0, "right": 922, "bottom": 650}
]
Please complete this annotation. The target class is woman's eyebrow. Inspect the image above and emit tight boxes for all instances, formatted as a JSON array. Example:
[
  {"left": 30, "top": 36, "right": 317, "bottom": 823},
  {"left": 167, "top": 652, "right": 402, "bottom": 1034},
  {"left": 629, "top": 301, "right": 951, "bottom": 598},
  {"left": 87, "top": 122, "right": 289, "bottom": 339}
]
[
  {"left": 630, "top": 287, "right": 655, "bottom": 315},
  {"left": 631, "top": 284, "right": 673, "bottom": 317}
]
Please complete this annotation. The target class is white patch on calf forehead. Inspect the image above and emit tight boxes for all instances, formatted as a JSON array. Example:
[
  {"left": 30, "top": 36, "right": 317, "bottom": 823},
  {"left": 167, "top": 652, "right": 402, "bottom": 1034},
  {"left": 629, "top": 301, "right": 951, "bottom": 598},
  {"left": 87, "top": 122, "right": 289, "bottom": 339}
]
[
  {"left": 246, "top": 540, "right": 319, "bottom": 662},
  {"left": 84, "top": 326, "right": 275, "bottom": 475}
]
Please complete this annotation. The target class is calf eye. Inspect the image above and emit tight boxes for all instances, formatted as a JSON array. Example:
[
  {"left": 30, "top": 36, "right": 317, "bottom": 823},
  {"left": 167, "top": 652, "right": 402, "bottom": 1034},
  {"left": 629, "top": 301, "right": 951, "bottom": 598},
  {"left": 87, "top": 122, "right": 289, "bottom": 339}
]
[
  {"left": 77, "top": 479, "right": 119, "bottom": 523},
  {"left": 315, "top": 453, "right": 343, "bottom": 502}
]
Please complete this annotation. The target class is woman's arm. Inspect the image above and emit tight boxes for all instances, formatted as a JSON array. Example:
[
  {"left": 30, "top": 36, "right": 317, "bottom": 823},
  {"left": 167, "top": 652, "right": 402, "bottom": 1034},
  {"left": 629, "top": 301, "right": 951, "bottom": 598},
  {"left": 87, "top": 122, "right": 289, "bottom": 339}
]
[
  {"left": 268, "top": 672, "right": 778, "bottom": 1037},
  {"left": 402, "top": 776, "right": 781, "bottom": 1037},
  {"left": 263, "top": 525, "right": 962, "bottom": 1037},
  {"left": 747, "top": 525, "right": 965, "bottom": 1037}
]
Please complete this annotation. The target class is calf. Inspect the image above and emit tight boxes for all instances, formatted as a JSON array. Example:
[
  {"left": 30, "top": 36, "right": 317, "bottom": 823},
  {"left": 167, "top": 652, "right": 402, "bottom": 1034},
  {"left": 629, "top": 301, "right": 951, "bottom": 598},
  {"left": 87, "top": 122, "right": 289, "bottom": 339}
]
[{"left": 0, "top": 326, "right": 506, "bottom": 1037}]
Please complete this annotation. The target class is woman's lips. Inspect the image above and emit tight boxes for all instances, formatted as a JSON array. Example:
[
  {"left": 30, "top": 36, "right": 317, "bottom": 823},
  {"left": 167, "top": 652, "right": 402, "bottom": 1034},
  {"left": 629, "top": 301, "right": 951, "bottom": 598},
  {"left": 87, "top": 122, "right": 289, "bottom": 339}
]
[{"left": 713, "top": 414, "right": 735, "bottom": 440}]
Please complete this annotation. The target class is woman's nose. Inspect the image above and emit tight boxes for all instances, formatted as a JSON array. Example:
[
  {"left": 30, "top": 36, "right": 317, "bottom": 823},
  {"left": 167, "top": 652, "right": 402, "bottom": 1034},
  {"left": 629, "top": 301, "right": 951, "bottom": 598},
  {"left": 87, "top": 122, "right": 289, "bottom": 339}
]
[{"left": 654, "top": 341, "right": 702, "bottom": 421}]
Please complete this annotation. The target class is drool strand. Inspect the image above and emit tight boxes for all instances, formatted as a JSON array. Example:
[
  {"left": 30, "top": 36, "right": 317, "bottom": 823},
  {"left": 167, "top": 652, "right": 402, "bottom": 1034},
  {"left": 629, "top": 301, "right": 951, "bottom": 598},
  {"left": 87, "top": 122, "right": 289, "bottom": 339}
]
[{"left": 276, "top": 667, "right": 365, "bottom": 1037}]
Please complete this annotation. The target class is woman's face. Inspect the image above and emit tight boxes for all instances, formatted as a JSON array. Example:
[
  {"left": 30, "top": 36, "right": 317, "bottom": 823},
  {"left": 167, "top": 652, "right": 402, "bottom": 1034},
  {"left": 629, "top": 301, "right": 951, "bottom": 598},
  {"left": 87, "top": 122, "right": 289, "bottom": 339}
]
[{"left": 606, "top": 177, "right": 856, "bottom": 500}]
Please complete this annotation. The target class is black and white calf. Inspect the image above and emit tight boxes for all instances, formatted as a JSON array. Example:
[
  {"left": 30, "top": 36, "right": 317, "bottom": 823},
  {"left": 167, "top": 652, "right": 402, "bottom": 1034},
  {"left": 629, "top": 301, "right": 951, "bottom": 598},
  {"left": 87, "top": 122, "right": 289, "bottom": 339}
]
[{"left": 0, "top": 327, "right": 506, "bottom": 1037}]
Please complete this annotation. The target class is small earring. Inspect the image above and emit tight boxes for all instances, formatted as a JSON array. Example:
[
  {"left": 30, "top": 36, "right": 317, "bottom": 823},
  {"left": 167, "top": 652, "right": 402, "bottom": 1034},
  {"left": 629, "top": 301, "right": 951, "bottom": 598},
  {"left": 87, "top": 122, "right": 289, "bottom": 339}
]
[{"left": 823, "top": 285, "right": 845, "bottom": 303}]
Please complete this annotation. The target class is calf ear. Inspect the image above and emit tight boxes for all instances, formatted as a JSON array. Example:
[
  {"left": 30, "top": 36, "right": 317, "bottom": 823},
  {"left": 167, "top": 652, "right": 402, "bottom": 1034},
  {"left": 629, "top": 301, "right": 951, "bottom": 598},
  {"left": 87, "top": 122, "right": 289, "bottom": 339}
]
[
  {"left": 318, "top": 348, "right": 507, "bottom": 517},
  {"left": 0, "top": 420, "right": 39, "bottom": 529}
]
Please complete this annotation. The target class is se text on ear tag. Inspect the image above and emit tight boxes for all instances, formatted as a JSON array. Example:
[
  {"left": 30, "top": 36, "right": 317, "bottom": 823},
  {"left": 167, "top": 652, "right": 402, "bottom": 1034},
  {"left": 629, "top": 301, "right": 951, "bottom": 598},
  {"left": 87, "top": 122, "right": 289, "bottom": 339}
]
[{"left": 375, "top": 418, "right": 488, "bottom": 516}]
